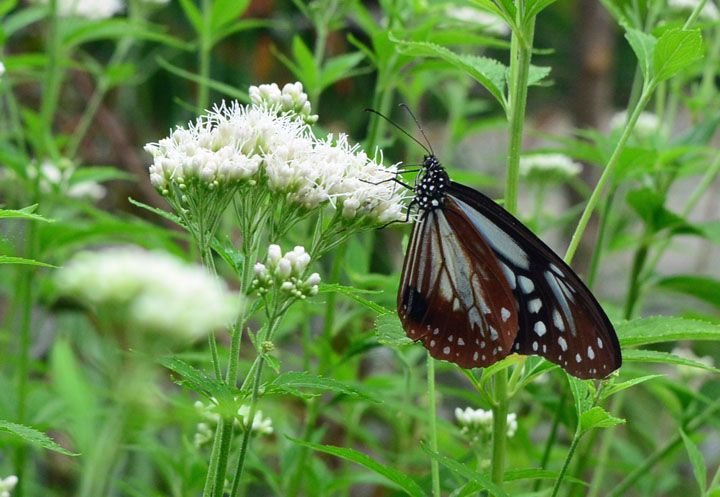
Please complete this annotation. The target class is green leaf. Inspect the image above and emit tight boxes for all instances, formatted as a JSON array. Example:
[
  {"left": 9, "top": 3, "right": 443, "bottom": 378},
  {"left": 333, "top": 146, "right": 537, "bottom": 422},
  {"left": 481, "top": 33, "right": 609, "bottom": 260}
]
[
  {"left": 617, "top": 316, "right": 720, "bottom": 347},
  {"left": 624, "top": 28, "right": 656, "bottom": 81},
  {"left": 525, "top": 0, "right": 558, "bottom": 19},
  {"left": 70, "top": 166, "right": 135, "bottom": 185},
  {"left": 653, "top": 28, "right": 704, "bottom": 83},
  {"left": 127, "top": 197, "right": 184, "bottom": 227},
  {"left": 680, "top": 430, "right": 707, "bottom": 495},
  {"left": 319, "top": 283, "right": 390, "bottom": 315},
  {"left": 568, "top": 376, "right": 594, "bottom": 416},
  {"left": 626, "top": 188, "right": 694, "bottom": 234},
  {"left": 420, "top": 442, "right": 508, "bottom": 497},
  {"left": 0, "top": 255, "right": 55, "bottom": 267},
  {"left": 579, "top": 406, "right": 625, "bottom": 432},
  {"left": 0, "top": 420, "right": 77, "bottom": 456},
  {"left": 266, "top": 371, "right": 376, "bottom": 402},
  {"left": 527, "top": 64, "right": 552, "bottom": 86},
  {"left": 159, "top": 357, "right": 233, "bottom": 401},
  {"left": 156, "top": 57, "right": 249, "bottom": 102},
  {"left": 374, "top": 313, "right": 412, "bottom": 347},
  {"left": 178, "top": 0, "right": 202, "bottom": 33},
  {"left": 654, "top": 276, "right": 720, "bottom": 310},
  {"left": 600, "top": 374, "right": 664, "bottom": 400},
  {"left": 0, "top": 205, "right": 52, "bottom": 222},
  {"left": 504, "top": 468, "right": 587, "bottom": 486},
  {"left": 389, "top": 36, "right": 507, "bottom": 111},
  {"left": 288, "top": 438, "right": 426, "bottom": 497},
  {"left": 623, "top": 349, "right": 720, "bottom": 373},
  {"left": 291, "top": 35, "right": 319, "bottom": 93},
  {"left": 320, "top": 52, "right": 366, "bottom": 90}
]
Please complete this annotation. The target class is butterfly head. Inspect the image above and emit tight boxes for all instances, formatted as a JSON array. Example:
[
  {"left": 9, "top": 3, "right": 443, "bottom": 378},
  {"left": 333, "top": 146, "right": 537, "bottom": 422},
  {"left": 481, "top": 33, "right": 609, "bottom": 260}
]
[{"left": 415, "top": 155, "right": 449, "bottom": 211}]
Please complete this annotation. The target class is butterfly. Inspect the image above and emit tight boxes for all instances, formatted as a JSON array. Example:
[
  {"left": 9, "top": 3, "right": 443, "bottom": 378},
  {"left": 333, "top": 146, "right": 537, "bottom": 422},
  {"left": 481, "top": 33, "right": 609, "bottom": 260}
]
[{"left": 372, "top": 107, "right": 622, "bottom": 380}]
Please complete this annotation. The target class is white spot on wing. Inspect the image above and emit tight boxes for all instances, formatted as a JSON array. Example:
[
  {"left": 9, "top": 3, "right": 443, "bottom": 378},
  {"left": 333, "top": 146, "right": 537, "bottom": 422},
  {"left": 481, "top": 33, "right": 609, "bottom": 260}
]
[
  {"left": 458, "top": 337, "right": 465, "bottom": 346},
  {"left": 534, "top": 321, "right": 547, "bottom": 337},
  {"left": 500, "top": 262, "right": 516, "bottom": 289},
  {"left": 597, "top": 337, "right": 603, "bottom": 349},
  {"left": 552, "top": 309, "right": 564, "bottom": 331},
  {"left": 528, "top": 298, "right": 542, "bottom": 313},
  {"left": 558, "top": 336, "right": 568, "bottom": 352},
  {"left": 587, "top": 346, "right": 595, "bottom": 360},
  {"left": 443, "top": 346, "right": 450, "bottom": 355},
  {"left": 575, "top": 353, "right": 582, "bottom": 363},
  {"left": 518, "top": 275, "right": 535, "bottom": 294},
  {"left": 501, "top": 308, "right": 511, "bottom": 322},
  {"left": 532, "top": 341, "right": 538, "bottom": 351}
]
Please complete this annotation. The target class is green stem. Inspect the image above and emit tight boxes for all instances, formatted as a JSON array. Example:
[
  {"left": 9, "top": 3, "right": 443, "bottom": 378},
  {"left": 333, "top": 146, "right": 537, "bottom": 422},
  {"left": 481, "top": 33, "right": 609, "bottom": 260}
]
[
  {"left": 586, "top": 188, "right": 616, "bottom": 289},
  {"left": 564, "top": 85, "right": 654, "bottom": 264},
  {"left": 550, "top": 430, "right": 582, "bottom": 497},
  {"left": 427, "top": 354, "right": 441, "bottom": 497},
  {"left": 532, "top": 386, "right": 566, "bottom": 492},
  {"left": 197, "top": 0, "right": 213, "bottom": 112},
  {"left": 39, "top": 0, "right": 64, "bottom": 159},
  {"left": 490, "top": 371, "right": 508, "bottom": 485},
  {"left": 683, "top": 0, "right": 709, "bottom": 29},
  {"left": 608, "top": 397, "right": 720, "bottom": 497},
  {"left": 623, "top": 240, "right": 649, "bottom": 319},
  {"left": 586, "top": 394, "right": 626, "bottom": 497},
  {"left": 78, "top": 408, "right": 127, "bottom": 497}
]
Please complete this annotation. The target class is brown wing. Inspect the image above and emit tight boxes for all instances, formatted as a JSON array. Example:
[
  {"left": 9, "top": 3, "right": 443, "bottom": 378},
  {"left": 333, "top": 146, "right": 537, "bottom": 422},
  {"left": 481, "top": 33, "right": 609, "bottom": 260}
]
[{"left": 397, "top": 205, "right": 518, "bottom": 368}]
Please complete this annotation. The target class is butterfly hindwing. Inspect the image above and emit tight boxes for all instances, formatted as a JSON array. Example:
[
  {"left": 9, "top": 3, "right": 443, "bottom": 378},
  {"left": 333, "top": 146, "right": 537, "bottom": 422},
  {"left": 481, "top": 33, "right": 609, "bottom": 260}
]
[
  {"left": 446, "top": 182, "right": 621, "bottom": 379},
  {"left": 398, "top": 207, "right": 518, "bottom": 368}
]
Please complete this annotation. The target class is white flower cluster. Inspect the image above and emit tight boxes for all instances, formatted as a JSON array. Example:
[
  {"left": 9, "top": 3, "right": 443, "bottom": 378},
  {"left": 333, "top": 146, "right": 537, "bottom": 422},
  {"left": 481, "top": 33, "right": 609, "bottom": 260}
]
[
  {"left": 672, "top": 346, "right": 715, "bottom": 379},
  {"left": 253, "top": 245, "right": 320, "bottom": 299},
  {"left": 519, "top": 153, "right": 582, "bottom": 182},
  {"left": 28, "top": 160, "right": 106, "bottom": 201},
  {"left": 35, "top": 0, "right": 124, "bottom": 19},
  {"left": 668, "top": 0, "right": 720, "bottom": 21},
  {"left": 0, "top": 475, "right": 18, "bottom": 497},
  {"left": 193, "top": 398, "right": 273, "bottom": 447},
  {"left": 455, "top": 407, "right": 518, "bottom": 438},
  {"left": 249, "top": 82, "right": 318, "bottom": 124},
  {"left": 56, "top": 247, "right": 239, "bottom": 341},
  {"left": 0, "top": 60, "right": 5, "bottom": 78},
  {"left": 145, "top": 83, "right": 406, "bottom": 225},
  {"left": 445, "top": 6, "right": 510, "bottom": 36},
  {"left": 609, "top": 110, "right": 661, "bottom": 138}
]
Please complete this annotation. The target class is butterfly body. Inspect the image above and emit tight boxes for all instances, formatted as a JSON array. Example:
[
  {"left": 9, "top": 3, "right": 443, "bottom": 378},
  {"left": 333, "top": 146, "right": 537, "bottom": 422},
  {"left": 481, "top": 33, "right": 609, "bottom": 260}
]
[{"left": 397, "top": 154, "right": 621, "bottom": 379}]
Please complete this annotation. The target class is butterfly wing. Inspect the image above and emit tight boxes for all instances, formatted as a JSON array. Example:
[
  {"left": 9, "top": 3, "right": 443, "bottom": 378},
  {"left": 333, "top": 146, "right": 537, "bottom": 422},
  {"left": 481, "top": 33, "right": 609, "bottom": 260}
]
[
  {"left": 397, "top": 207, "right": 518, "bottom": 368},
  {"left": 446, "top": 182, "right": 621, "bottom": 379}
]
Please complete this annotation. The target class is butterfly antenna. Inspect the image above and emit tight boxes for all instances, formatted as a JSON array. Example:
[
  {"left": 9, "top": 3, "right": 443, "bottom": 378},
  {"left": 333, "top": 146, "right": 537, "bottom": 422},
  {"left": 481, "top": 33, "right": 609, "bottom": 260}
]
[
  {"left": 399, "top": 103, "right": 435, "bottom": 156},
  {"left": 365, "top": 108, "right": 431, "bottom": 155}
]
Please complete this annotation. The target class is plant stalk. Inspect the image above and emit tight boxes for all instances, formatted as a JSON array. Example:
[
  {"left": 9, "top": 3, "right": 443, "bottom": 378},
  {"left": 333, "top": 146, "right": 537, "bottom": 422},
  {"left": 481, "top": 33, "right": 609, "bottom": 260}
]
[{"left": 427, "top": 354, "right": 441, "bottom": 497}]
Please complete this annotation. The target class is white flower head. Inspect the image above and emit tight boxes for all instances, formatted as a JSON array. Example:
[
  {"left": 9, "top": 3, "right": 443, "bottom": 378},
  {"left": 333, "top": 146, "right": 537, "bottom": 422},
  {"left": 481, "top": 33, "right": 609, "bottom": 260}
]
[
  {"left": 35, "top": 0, "right": 124, "bottom": 19},
  {"left": 667, "top": 0, "right": 720, "bottom": 21},
  {"left": 27, "top": 159, "right": 106, "bottom": 201},
  {"left": 0, "top": 475, "right": 18, "bottom": 497},
  {"left": 0, "top": 61, "right": 5, "bottom": 78},
  {"left": 249, "top": 81, "right": 318, "bottom": 124},
  {"left": 237, "top": 405, "right": 274, "bottom": 435},
  {"left": 252, "top": 245, "right": 320, "bottom": 298},
  {"left": 519, "top": 153, "right": 582, "bottom": 183},
  {"left": 609, "top": 110, "right": 661, "bottom": 138},
  {"left": 455, "top": 407, "right": 517, "bottom": 439},
  {"left": 56, "top": 247, "right": 239, "bottom": 342},
  {"left": 445, "top": 6, "right": 510, "bottom": 36},
  {"left": 671, "top": 346, "right": 715, "bottom": 379}
]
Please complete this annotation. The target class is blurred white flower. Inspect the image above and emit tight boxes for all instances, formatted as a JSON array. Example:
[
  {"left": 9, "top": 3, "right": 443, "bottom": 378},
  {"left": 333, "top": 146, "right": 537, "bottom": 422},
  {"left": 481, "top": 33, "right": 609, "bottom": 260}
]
[
  {"left": 237, "top": 405, "right": 274, "bottom": 435},
  {"left": 610, "top": 110, "right": 660, "bottom": 138},
  {"left": 56, "top": 247, "right": 239, "bottom": 341},
  {"left": 519, "top": 153, "right": 582, "bottom": 182},
  {"left": 28, "top": 160, "right": 107, "bottom": 201},
  {"left": 249, "top": 82, "right": 318, "bottom": 124},
  {"left": 0, "top": 61, "right": 5, "bottom": 78},
  {"left": 445, "top": 6, "right": 510, "bottom": 36},
  {"left": 672, "top": 346, "right": 714, "bottom": 379},
  {"left": 35, "top": 0, "right": 124, "bottom": 19},
  {"left": 668, "top": 0, "right": 720, "bottom": 21},
  {"left": 455, "top": 407, "right": 517, "bottom": 438},
  {"left": 194, "top": 398, "right": 273, "bottom": 438},
  {"left": 252, "top": 244, "right": 320, "bottom": 298},
  {"left": 0, "top": 475, "right": 18, "bottom": 497}
]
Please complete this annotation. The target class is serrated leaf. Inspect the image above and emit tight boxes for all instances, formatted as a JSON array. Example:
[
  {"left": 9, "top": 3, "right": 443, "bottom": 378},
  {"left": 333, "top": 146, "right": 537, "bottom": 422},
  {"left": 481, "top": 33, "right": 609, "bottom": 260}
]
[
  {"left": 600, "top": 374, "right": 664, "bottom": 400},
  {"left": 420, "top": 442, "right": 508, "bottom": 497},
  {"left": 0, "top": 420, "right": 77, "bottom": 456},
  {"left": 568, "top": 376, "right": 594, "bottom": 416},
  {"left": 579, "top": 406, "right": 625, "bottom": 432},
  {"left": 266, "top": 371, "right": 376, "bottom": 402},
  {"left": 624, "top": 28, "right": 656, "bottom": 81},
  {"left": 527, "top": 64, "right": 551, "bottom": 86},
  {"left": 288, "top": 438, "right": 426, "bottom": 497},
  {"left": 623, "top": 349, "right": 720, "bottom": 373},
  {"left": 680, "top": 430, "right": 707, "bottom": 495},
  {"left": 374, "top": 313, "right": 412, "bottom": 347},
  {"left": 389, "top": 35, "right": 507, "bottom": 110},
  {"left": 654, "top": 276, "right": 720, "bottom": 310},
  {"left": 617, "top": 316, "right": 720, "bottom": 347},
  {"left": 319, "top": 283, "right": 389, "bottom": 315},
  {"left": 159, "top": 357, "right": 233, "bottom": 400},
  {"left": 653, "top": 28, "right": 704, "bottom": 83}
]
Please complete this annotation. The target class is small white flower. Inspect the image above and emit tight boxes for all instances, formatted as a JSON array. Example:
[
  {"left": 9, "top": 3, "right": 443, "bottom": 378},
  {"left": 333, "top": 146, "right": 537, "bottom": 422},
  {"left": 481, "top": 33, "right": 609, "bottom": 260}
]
[
  {"left": 455, "top": 407, "right": 518, "bottom": 438},
  {"left": 0, "top": 475, "right": 18, "bottom": 497},
  {"left": 0, "top": 61, "right": 5, "bottom": 78},
  {"left": 56, "top": 247, "right": 239, "bottom": 342},
  {"left": 193, "top": 422, "right": 214, "bottom": 448},
  {"left": 609, "top": 110, "right": 661, "bottom": 138},
  {"left": 237, "top": 405, "right": 274, "bottom": 435},
  {"left": 519, "top": 153, "right": 582, "bottom": 182},
  {"left": 445, "top": 6, "right": 510, "bottom": 36},
  {"left": 252, "top": 245, "right": 321, "bottom": 298},
  {"left": 35, "top": 0, "right": 124, "bottom": 19},
  {"left": 668, "top": 0, "right": 720, "bottom": 21},
  {"left": 249, "top": 81, "right": 318, "bottom": 124}
]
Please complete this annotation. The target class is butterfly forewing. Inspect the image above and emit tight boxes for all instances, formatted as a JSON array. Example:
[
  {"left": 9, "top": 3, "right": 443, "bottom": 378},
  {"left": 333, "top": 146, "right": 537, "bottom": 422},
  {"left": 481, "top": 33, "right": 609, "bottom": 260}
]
[
  {"left": 398, "top": 207, "right": 518, "bottom": 368},
  {"left": 447, "top": 182, "right": 621, "bottom": 379}
]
